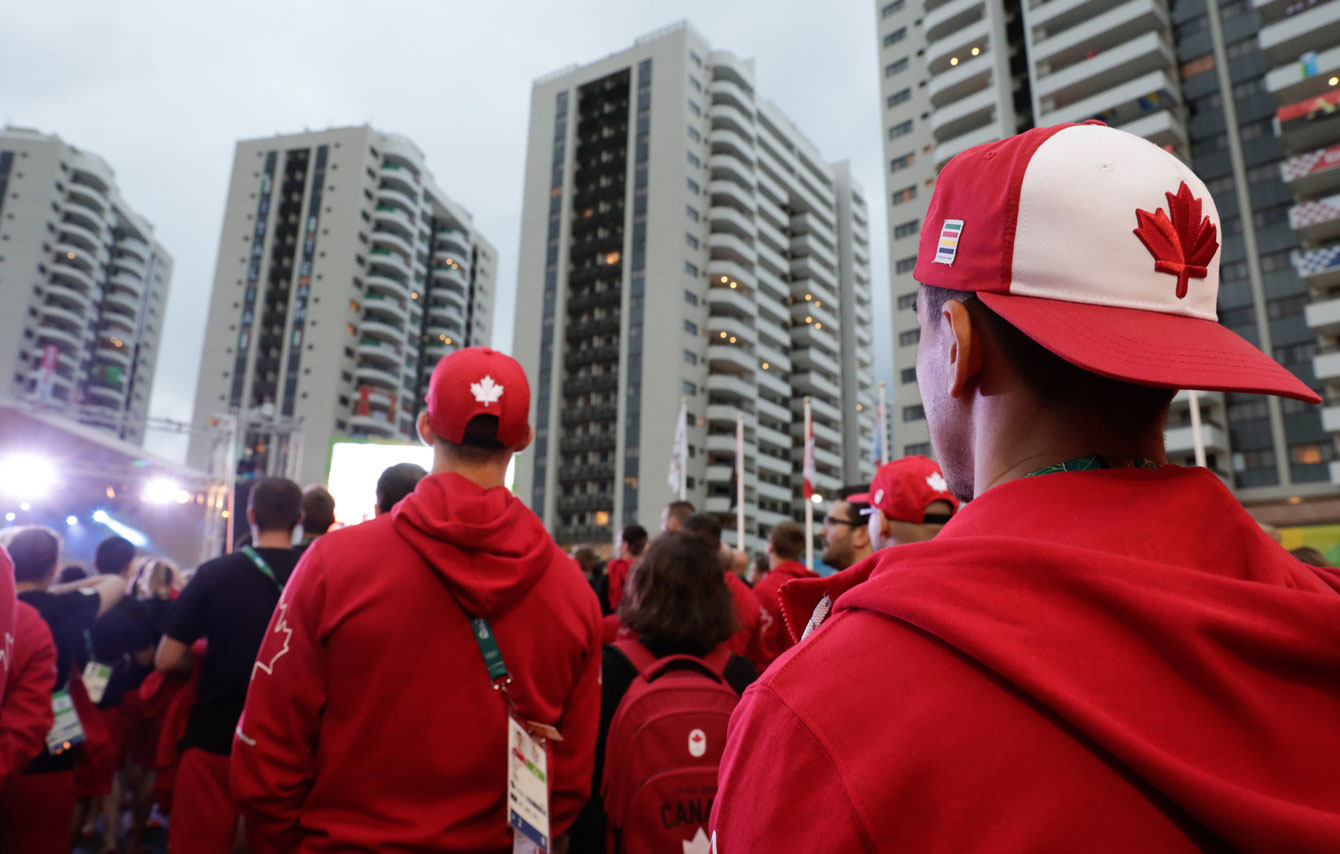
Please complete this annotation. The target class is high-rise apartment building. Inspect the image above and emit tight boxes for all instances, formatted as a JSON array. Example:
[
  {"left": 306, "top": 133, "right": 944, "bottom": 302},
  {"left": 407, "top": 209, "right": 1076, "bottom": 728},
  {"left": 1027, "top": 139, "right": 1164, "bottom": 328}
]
[
  {"left": 514, "top": 22, "right": 876, "bottom": 550},
  {"left": 188, "top": 126, "right": 496, "bottom": 486},
  {"left": 0, "top": 127, "right": 172, "bottom": 446},
  {"left": 875, "top": 0, "right": 1338, "bottom": 506}
]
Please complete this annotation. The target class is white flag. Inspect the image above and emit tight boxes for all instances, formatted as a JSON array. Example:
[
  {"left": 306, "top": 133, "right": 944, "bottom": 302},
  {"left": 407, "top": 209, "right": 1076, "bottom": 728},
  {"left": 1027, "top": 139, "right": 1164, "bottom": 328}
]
[
  {"left": 802, "top": 399, "right": 817, "bottom": 499},
  {"left": 668, "top": 401, "right": 687, "bottom": 497}
]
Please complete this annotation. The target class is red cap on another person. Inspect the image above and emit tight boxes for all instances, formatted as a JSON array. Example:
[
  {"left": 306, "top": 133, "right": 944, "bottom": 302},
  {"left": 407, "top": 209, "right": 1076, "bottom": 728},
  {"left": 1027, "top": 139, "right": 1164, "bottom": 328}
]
[
  {"left": 849, "top": 456, "right": 959, "bottom": 523},
  {"left": 424, "top": 347, "right": 531, "bottom": 447}
]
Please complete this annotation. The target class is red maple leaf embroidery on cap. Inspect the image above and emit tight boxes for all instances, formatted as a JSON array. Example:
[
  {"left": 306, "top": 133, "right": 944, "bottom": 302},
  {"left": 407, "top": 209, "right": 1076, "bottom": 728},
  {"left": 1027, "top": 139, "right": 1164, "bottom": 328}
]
[{"left": 1133, "top": 181, "right": 1219, "bottom": 299}]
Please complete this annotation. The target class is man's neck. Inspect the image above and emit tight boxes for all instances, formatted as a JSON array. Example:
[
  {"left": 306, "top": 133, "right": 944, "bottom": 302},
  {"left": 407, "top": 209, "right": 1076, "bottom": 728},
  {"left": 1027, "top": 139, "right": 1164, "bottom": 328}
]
[
  {"left": 433, "top": 453, "right": 509, "bottom": 490},
  {"left": 15, "top": 580, "right": 48, "bottom": 594},
  {"left": 252, "top": 530, "right": 294, "bottom": 549}
]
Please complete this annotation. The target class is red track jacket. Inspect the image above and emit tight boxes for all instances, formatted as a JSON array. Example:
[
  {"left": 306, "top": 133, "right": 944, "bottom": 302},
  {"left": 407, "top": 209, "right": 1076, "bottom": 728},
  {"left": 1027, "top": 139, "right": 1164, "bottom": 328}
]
[
  {"left": 712, "top": 467, "right": 1340, "bottom": 852},
  {"left": 0, "top": 602, "right": 56, "bottom": 786},
  {"left": 232, "top": 472, "right": 603, "bottom": 853},
  {"left": 749, "top": 560, "right": 818, "bottom": 668}
]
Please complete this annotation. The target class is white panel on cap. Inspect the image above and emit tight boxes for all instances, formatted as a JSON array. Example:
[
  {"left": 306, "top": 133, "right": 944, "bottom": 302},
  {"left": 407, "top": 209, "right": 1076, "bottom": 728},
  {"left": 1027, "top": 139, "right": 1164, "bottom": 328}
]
[{"left": 1010, "top": 125, "right": 1220, "bottom": 321}]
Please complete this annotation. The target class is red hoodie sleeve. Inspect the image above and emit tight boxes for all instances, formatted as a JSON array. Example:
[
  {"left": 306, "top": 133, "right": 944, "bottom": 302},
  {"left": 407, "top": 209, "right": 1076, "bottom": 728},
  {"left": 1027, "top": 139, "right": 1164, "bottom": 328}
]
[
  {"left": 710, "top": 682, "right": 873, "bottom": 853},
  {"left": 548, "top": 605, "right": 602, "bottom": 836},
  {"left": 0, "top": 604, "right": 57, "bottom": 787},
  {"left": 231, "top": 550, "right": 330, "bottom": 854}
]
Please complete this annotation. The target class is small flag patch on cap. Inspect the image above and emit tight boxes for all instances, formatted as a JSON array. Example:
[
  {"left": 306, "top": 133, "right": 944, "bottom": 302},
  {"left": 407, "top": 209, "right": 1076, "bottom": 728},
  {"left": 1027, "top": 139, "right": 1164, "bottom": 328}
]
[{"left": 934, "top": 219, "right": 964, "bottom": 265}]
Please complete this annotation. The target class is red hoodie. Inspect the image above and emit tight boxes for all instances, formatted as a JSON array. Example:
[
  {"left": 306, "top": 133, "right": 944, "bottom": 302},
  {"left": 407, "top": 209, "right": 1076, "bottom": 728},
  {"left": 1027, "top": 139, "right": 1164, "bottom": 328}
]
[
  {"left": 749, "top": 560, "right": 818, "bottom": 668},
  {"left": 723, "top": 572, "right": 765, "bottom": 670},
  {"left": 0, "top": 602, "right": 56, "bottom": 787},
  {"left": 231, "top": 472, "right": 603, "bottom": 854},
  {"left": 711, "top": 467, "right": 1340, "bottom": 852},
  {"left": 605, "top": 557, "right": 631, "bottom": 612}
]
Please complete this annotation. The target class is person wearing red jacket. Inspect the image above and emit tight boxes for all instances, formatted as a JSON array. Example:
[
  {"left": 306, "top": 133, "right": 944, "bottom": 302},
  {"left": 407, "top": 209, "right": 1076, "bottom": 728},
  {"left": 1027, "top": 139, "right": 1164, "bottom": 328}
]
[
  {"left": 232, "top": 347, "right": 603, "bottom": 854},
  {"left": 681, "top": 513, "right": 766, "bottom": 670},
  {"left": 748, "top": 522, "right": 813, "bottom": 669},
  {"left": 711, "top": 123, "right": 1340, "bottom": 852},
  {"left": 600, "top": 523, "right": 648, "bottom": 615}
]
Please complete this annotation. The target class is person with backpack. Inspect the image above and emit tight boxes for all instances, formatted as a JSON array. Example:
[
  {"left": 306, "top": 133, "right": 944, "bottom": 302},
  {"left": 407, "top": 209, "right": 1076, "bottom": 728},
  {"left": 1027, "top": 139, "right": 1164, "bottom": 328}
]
[{"left": 570, "top": 532, "right": 756, "bottom": 853}]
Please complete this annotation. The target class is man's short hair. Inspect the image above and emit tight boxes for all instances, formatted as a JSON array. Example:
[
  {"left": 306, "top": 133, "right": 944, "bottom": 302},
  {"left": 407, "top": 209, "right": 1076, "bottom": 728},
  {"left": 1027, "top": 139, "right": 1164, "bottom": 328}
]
[
  {"left": 682, "top": 513, "right": 722, "bottom": 553},
  {"left": 302, "top": 486, "right": 336, "bottom": 535},
  {"left": 94, "top": 535, "right": 136, "bottom": 576},
  {"left": 377, "top": 463, "right": 427, "bottom": 514},
  {"left": 833, "top": 485, "right": 871, "bottom": 520},
  {"left": 665, "top": 501, "right": 695, "bottom": 527},
  {"left": 921, "top": 285, "right": 1175, "bottom": 423},
  {"left": 249, "top": 478, "right": 304, "bottom": 533},
  {"left": 621, "top": 524, "right": 649, "bottom": 557},
  {"left": 5, "top": 526, "right": 60, "bottom": 583},
  {"left": 769, "top": 521, "right": 806, "bottom": 562}
]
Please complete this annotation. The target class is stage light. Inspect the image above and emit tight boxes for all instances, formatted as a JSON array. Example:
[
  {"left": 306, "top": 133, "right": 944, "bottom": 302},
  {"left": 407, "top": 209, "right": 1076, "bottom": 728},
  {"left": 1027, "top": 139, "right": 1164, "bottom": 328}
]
[
  {"left": 91, "top": 509, "right": 147, "bottom": 546},
  {"left": 142, "top": 478, "right": 180, "bottom": 504},
  {"left": 810, "top": 493, "right": 824, "bottom": 505},
  {"left": 66, "top": 515, "right": 78, "bottom": 527},
  {"left": 0, "top": 454, "right": 58, "bottom": 500},
  {"left": 4, "top": 513, "right": 14, "bottom": 522},
  {"left": 19, "top": 502, "right": 30, "bottom": 512},
  {"left": 175, "top": 490, "right": 193, "bottom": 505}
]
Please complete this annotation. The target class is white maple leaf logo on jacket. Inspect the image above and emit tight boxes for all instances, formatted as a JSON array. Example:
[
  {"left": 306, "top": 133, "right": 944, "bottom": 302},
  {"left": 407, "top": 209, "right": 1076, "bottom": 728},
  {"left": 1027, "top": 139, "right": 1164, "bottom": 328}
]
[
  {"left": 470, "top": 375, "right": 504, "bottom": 406},
  {"left": 926, "top": 472, "right": 950, "bottom": 494}
]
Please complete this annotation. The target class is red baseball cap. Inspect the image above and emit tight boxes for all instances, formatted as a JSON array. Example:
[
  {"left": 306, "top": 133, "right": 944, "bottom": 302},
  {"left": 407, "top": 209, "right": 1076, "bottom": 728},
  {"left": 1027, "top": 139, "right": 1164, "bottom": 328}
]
[
  {"left": 848, "top": 456, "right": 959, "bottom": 523},
  {"left": 913, "top": 122, "right": 1319, "bottom": 403},
  {"left": 424, "top": 347, "right": 531, "bottom": 447}
]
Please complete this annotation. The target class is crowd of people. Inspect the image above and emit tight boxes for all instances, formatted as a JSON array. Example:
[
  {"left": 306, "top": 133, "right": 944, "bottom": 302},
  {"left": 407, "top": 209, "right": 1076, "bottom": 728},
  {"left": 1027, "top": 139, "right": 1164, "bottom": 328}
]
[{"left": 2, "top": 122, "right": 1340, "bottom": 852}]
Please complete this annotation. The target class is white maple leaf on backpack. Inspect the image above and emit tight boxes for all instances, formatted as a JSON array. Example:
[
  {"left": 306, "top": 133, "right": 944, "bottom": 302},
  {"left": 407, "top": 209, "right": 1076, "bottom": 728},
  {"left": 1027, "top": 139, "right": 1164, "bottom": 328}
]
[
  {"left": 471, "top": 375, "right": 504, "bottom": 406},
  {"left": 683, "top": 827, "right": 711, "bottom": 854}
]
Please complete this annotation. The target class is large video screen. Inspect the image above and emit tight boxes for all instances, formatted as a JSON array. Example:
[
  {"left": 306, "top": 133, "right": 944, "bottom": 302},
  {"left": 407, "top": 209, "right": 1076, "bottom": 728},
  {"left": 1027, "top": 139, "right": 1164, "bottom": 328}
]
[{"left": 326, "top": 441, "right": 435, "bottom": 527}]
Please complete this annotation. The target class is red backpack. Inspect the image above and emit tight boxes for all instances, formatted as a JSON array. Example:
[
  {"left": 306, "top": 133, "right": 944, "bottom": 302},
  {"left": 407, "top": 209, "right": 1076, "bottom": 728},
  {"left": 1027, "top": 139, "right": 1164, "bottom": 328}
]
[{"left": 601, "top": 640, "right": 740, "bottom": 854}]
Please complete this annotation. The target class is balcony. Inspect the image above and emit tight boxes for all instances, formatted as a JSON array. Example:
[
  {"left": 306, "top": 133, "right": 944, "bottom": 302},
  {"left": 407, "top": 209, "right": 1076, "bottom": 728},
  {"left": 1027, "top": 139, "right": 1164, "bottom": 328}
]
[
  {"left": 104, "top": 290, "right": 140, "bottom": 318},
  {"left": 1314, "top": 348, "right": 1340, "bottom": 383},
  {"left": 709, "top": 127, "right": 754, "bottom": 164},
  {"left": 708, "top": 260, "right": 754, "bottom": 291},
  {"left": 372, "top": 229, "right": 415, "bottom": 261},
  {"left": 1267, "top": 44, "right": 1340, "bottom": 106},
  {"left": 109, "top": 270, "right": 144, "bottom": 297},
  {"left": 95, "top": 342, "right": 132, "bottom": 368},
  {"left": 356, "top": 363, "right": 400, "bottom": 390},
  {"left": 1035, "top": 31, "right": 1173, "bottom": 112},
  {"left": 790, "top": 232, "right": 838, "bottom": 272},
  {"left": 374, "top": 204, "right": 416, "bottom": 236},
  {"left": 39, "top": 303, "right": 86, "bottom": 330},
  {"left": 707, "top": 372, "right": 755, "bottom": 401},
  {"left": 708, "top": 343, "right": 757, "bottom": 375},
  {"left": 66, "top": 184, "right": 109, "bottom": 214},
  {"left": 709, "top": 103, "right": 754, "bottom": 139},
  {"left": 709, "top": 151, "right": 754, "bottom": 190},
  {"left": 437, "top": 227, "right": 471, "bottom": 255},
  {"left": 1290, "top": 192, "right": 1340, "bottom": 245},
  {"left": 1259, "top": 1, "right": 1340, "bottom": 67},
  {"left": 1321, "top": 405, "right": 1340, "bottom": 434},
  {"left": 55, "top": 242, "right": 98, "bottom": 274},
  {"left": 1281, "top": 143, "right": 1340, "bottom": 198},
  {"left": 709, "top": 232, "right": 757, "bottom": 266},
  {"left": 934, "top": 120, "right": 1005, "bottom": 168},
  {"left": 367, "top": 275, "right": 411, "bottom": 302},
  {"left": 708, "top": 285, "right": 755, "bottom": 319},
  {"left": 370, "top": 249, "right": 412, "bottom": 279},
  {"left": 432, "top": 264, "right": 468, "bottom": 291},
  {"left": 925, "top": 0, "right": 985, "bottom": 42},
  {"left": 930, "top": 85, "right": 997, "bottom": 143},
  {"left": 377, "top": 185, "right": 417, "bottom": 216},
  {"left": 45, "top": 283, "right": 95, "bottom": 315},
  {"left": 928, "top": 53, "right": 994, "bottom": 109},
  {"left": 111, "top": 254, "right": 146, "bottom": 280},
  {"left": 59, "top": 221, "right": 104, "bottom": 254},
  {"left": 360, "top": 319, "right": 403, "bottom": 343},
  {"left": 792, "top": 345, "right": 842, "bottom": 379},
  {"left": 37, "top": 325, "right": 82, "bottom": 351},
  {"left": 380, "top": 163, "right": 418, "bottom": 193},
  {"left": 119, "top": 236, "right": 149, "bottom": 262},
  {"left": 708, "top": 315, "right": 758, "bottom": 347},
  {"left": 709, "top": 179, "right": 757, "bottom": 215},
  {"left": 1036, "top": 69, "right": 1178, "bottom": 128},
  {"left": 434, "top": 248, "right": 470, "bottom": 271},
  {"left": 710, "top": 205, "right": 758, "bottom": 241},
  {"left": 926, "top": 16, "right": 990, "bottom": 72},
  {"left": 1165, "top": 423, "right": 1228, "bottom": 455},
  {"left": 1294, "top": 244, "right": 1340, "bottom": 291},
  {"left": 1277, "top": 88, "right": 1340, "bottom": 154},
  {"left": 350, "top": 414, "right": 399, "bottom": 437},
  {"left": 1118, "top": 109, "right": 1186, "bottom": 149},
  {"left": 357, "top": 339, "right": 401, "bottom": 367},
  {"left": 709, "top": 78, "right": 754, "bottom": 116}
]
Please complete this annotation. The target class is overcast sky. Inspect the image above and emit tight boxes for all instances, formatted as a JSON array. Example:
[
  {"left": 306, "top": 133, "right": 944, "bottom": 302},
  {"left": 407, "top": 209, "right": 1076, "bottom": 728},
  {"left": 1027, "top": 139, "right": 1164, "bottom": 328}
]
[{"left": 5, "top": 0, "right": 894, "bottom": 461}]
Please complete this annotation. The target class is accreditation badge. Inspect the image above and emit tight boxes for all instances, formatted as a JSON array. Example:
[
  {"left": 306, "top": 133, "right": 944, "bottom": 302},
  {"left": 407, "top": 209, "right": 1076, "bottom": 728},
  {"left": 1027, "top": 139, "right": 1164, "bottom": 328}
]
[
  {"left": 507, "top": 713, "right": 551, "bottom": 853},
  {"left": 46, "top": 689, "right": 86, "bottom": 755},
  {"left": 82, "top": 661, "right": 114, "bottom": 704}
]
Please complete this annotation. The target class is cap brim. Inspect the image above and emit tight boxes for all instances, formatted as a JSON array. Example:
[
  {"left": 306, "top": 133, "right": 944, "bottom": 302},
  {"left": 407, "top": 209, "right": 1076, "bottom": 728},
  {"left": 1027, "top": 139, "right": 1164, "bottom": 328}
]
[
  {"left": 978, "top": 292, "right": 1322, "bottom": 404},
  {"left": 846, "top": 492, "right": 874, "bottom": 505}
]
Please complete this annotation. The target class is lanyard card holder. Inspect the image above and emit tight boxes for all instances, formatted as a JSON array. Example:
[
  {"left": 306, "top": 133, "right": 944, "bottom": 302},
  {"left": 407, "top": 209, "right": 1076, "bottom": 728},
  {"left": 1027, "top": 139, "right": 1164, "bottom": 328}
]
[{"left": 46, "top": 689, "right": 86, "bottom": 755}]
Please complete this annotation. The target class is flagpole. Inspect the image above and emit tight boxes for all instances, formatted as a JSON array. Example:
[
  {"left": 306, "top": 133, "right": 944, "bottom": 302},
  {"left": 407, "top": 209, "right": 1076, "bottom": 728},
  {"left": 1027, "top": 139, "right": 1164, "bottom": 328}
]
[
  {"left": 1188, "top": 390, "right": 1206, "bottom": 468},
  {"left": 678, "top": 397, "right": 688, "bottom": 501},
  {"left": 878, "top": 381, "right": 889, "bottom": 465},
  {"left": 736, "top": 412, "right": 745, "bottom": 552},
  {"left": 803, "top": 396, "right": 813, "bottom": 571}
]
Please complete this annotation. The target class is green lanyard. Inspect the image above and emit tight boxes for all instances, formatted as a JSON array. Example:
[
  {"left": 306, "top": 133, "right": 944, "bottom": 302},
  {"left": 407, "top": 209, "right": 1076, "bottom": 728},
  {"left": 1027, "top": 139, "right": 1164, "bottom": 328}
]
[
  {"left": 241, "top": 546, "right": 284, "bottom": 593},
  {"left": 471, "top": 617, "right": 512, "bottom": 688},
  {"left": 1026, "top": 455, "right": 1162, "bottom": 478}
]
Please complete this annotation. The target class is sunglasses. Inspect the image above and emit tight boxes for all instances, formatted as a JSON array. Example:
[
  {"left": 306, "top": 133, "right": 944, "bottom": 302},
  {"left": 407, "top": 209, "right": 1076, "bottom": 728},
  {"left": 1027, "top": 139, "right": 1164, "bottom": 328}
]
[{"left": 822, "top": 515, "right": 862, "bottom": 528}]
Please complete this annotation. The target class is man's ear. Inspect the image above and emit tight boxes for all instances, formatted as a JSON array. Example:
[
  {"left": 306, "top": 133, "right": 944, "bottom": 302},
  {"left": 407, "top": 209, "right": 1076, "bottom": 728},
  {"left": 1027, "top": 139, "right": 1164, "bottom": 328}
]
[
  {"left": 417, "top": 411, "right": 435, "bottom": 446},
  {"left": 511, "top": 424, "right": 535, "bottom": 454},
  {"left": 943, "top": 300, "right": 984, "bottom": 399}
]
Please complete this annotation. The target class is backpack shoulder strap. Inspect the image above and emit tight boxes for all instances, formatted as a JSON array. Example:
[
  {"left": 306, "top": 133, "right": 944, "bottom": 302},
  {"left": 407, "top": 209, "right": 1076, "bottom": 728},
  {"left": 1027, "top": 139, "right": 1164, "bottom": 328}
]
[
  {"left": 611, "top": 639, "right": 658, "bottom": 674},
  {"left": 700, "top": 644, "right": 733, "bottom": 677}
]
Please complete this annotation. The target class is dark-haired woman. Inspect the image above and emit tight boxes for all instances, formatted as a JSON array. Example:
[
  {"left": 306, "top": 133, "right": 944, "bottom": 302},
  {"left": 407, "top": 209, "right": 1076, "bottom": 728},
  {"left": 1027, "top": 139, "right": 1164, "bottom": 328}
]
[{"left": 567, "top": 532, "right": 757, "bottom": 853}]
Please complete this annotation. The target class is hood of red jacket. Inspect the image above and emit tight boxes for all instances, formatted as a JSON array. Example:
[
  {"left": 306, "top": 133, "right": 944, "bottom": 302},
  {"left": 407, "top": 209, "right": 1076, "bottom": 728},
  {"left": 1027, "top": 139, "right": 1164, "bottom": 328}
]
[
  {"left": 836, "top": 466, "right": 1340, "bottom": 850},
  {"left": 392, "top": 471, "right": 568, "bottom": 618}
]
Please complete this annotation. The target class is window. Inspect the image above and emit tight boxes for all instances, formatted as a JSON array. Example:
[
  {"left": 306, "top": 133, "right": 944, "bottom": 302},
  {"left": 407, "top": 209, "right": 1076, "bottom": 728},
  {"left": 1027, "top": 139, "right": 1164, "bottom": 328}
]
[
  {"left": 890, "top": 153, "right": 915, "bottom": 173},
  {"left": 1225, "top": 38, "right": 1255, "bottom": 59},
  {"left": 684, "top": 289, "right": 699, "bottom": 306},
  {"left": 689, "top": 76, "right": 702, "bottom": 92},
  {"left": 686, "top": 233, "right": 699, "bottom": 249},
  {"left": 898, "top": 329, "right": 920, "bottom": 346},
  {"left": 688, "top": 101, "right": 701, "bottom": 117},
  {"left": 900, "top": 367, "right": 917, "bottom": 384},
  {"left": 1291, "top": 444, "right": 1331, "bottom": 465},
  {"left": 688, "top": 152, "right": 700, "bottom": 168},
  {"left": 686, "top": 205, "right": 700, "bottom": 222},
  {"left": 687, "top": 178, "right": 699, "bottom": 194},
  {"left": 902, "top": 405, "right": 925, "bottom": 422},
  {"left": 904, "top": 442, "right": 931, "bottom": 455},
  {"left": 688, "top": 126, "right": 701, "bottom": 142},
  {"left": 683, "top": 380, "right": 698, "bottom": 396},
  {"left": 1180, "top": 54, "right": 1215, "bottom": 79},
  {"left": 886, "top": 89, "right": 911, "bottom": 109},
  {"left": 888, "top": 120, "right": 913, "bottom": 140},
  {"left": 897, "top": 291, "right": 918, "bottom": 309},
  {"left": 891, "top": 186, "right": 917, "bottom": 205},
  {"left": 684, "top": 261, "right": 699, "bottom": 277},
  {"left": 684, "top": 320, "right": 698, "bottom": 335},
  {"left": 895, "top": 256, "right": 917, "bottom": 275},
  {"left": 883, "top": 28, "right": 906, "bottom": 47},
  {"left": 885, "top": 58, "right": 909, "bottom": 78},
  {"left": 684, "top": 349, "right": 698, "bottom": 365},
  {"left": 690, "top": 50, "right": 702, "bottom": 67},
  {"left": 893, "top": 219, "right": 919, "bottom": 239},
  {"left": 881, "top": 0, "right": 904, "bottom": 16}
]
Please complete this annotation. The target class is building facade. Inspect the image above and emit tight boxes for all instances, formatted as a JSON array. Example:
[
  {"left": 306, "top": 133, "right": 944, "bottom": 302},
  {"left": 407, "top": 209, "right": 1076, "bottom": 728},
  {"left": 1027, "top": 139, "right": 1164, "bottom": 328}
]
[
  {"left": 0, "top": 127, "right": 172, "bottom": 446},
  {"left": 514, "top": 22, "right": 876, "bottom": 551},
  {"left": 188, "top": 126, "right": 496, "bottom": 486},
  {"left": 876, "top": 0, "right": 1340, "bottom": 503}
]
